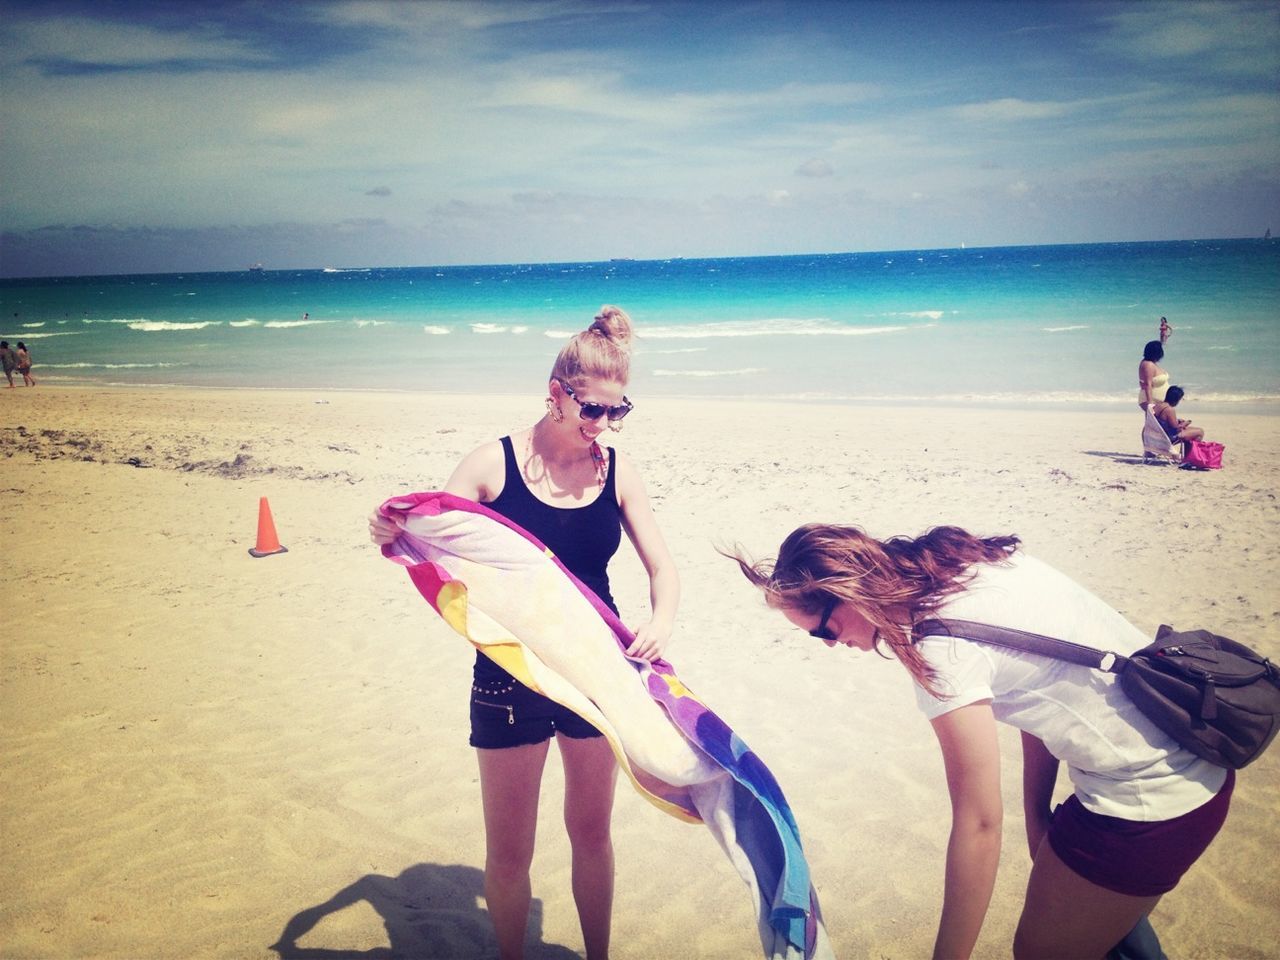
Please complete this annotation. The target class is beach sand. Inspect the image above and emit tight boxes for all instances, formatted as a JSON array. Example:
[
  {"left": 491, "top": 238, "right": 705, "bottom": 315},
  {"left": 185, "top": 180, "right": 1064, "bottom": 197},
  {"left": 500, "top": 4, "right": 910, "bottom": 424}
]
[{"left": 2, "top": 386, "right": 1278, "bottom": 959}]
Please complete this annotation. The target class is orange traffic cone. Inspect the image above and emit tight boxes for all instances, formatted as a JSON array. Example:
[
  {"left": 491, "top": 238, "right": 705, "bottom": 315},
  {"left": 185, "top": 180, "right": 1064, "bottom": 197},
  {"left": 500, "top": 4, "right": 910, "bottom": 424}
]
[{"left": 248, "top": 497, "right": 288, "bottom": 557}]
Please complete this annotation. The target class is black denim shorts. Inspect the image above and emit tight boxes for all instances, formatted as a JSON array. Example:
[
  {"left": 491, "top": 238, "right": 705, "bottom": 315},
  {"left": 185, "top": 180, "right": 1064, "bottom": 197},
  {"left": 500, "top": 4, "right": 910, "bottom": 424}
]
[{"left": 469, "top": 671, "right": 603, "bottom": 749}]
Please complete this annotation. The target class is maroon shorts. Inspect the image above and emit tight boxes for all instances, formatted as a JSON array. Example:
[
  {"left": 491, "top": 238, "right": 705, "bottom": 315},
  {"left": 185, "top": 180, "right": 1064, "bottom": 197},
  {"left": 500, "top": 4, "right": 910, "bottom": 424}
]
[{"left": 1047, "top": 770, "right": 1234, "bottom": 897}]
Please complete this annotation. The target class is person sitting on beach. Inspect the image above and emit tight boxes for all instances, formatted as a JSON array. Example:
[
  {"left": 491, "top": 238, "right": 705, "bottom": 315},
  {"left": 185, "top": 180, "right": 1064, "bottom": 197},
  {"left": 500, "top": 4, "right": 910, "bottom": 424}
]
[
  {"left": 368, "top": 305, "right": 679, "bottom": 960},
  {"left": 15, "top": 341, "right": 35, "bottom": 387},
  {"left": 1, "top": 341, "right": 16, "bottom": 388},
  {"left": 1153, "top": 386, "right": 1204, "bottom": 445},
  {"left": 729, "top": 524, "right": 1232, "bottom": 960},
  {"left": 1159, "top": 316, "right": 1172, "bottom": 343},
  {"left": 1137, "top": 340, "right": 1168, "bottom": 409}
]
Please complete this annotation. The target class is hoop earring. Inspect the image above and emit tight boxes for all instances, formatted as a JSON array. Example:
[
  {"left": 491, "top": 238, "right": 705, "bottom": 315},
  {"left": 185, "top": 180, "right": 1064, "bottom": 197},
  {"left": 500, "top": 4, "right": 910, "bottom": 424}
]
[
  {"left": 546, "top": 398, "right": 564, "bottom": 423},
  {"left": 607, "top": 420, "right": 623, "bottom": 433}
]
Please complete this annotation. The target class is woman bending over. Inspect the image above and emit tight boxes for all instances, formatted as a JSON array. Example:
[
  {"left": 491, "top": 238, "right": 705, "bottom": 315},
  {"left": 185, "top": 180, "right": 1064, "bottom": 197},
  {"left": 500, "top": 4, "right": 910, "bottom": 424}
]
[{"left": 731, "top": 524, "right": 1231, "bottom": 959}]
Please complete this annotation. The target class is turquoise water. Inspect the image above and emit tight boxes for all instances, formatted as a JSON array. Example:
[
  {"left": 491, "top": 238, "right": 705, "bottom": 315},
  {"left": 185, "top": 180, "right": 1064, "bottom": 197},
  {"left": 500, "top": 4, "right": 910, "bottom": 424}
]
[{"left": 2, "top": 240, "right": 1276, "bottom": 407}]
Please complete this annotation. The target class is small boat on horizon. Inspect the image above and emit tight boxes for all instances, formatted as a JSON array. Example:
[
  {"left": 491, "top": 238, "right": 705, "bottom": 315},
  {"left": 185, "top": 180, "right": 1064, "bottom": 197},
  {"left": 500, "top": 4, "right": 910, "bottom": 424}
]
[{"left": 248, "top": 262, "right": 265, "bottom": 272}]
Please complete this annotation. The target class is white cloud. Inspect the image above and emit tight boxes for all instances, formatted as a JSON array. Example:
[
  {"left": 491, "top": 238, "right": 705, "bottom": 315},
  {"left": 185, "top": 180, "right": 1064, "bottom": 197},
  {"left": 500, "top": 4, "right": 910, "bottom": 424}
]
[
  {"left": 254, "top": 103, "right": 341, "bottom": 137},
  {"left": 1098, "top": 1, "right": 1280, "bottom": 75},
  {"left": 481, "top": 72, "right": 878, "bottom": 130},
  {"left": 0, "top": 0, "right": 1276, "bottom": 273},
  {"left": 950, "top": 98, "right": 1074, "bottom": 123},
  {"left": 796, "top": 158, "right": 834, "bottom": 177},
  {"left": 2, "top": 16, "right": 271, "bottom": 69},
  {"left": 317, "top": 0, "right": 631, "bottom": 33}
]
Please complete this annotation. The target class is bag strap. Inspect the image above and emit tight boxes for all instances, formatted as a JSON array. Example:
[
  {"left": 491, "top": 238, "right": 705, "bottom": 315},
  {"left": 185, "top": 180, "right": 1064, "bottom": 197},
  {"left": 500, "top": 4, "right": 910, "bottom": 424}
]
[{"left": 916, "top": 618, "right": 1129, "bottom": 674}]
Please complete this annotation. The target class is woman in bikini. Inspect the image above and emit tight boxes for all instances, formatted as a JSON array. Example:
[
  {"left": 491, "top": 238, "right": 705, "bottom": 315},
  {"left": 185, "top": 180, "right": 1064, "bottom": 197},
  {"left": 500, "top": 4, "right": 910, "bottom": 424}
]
[
  {"left": 15, "top": 341, "right": 36, "bottom": 387},
  {"left": 1138, "top": 340, "right": 1168, "bottom": 410}
]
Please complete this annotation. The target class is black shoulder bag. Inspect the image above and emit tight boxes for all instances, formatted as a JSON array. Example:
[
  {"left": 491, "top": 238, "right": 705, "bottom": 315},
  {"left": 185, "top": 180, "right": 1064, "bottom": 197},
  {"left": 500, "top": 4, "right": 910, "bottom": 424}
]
[{"left": 916, "top": 619, "right": 1280, "bottom": 770}]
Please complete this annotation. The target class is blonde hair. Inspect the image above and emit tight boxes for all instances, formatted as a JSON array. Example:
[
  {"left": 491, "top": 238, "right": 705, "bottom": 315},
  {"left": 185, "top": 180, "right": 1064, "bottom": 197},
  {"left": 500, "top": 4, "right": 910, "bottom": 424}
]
[
  {"left": 728, "top": 523, "right": 1021, "bottom": 697},
  {"left": 550, "top": 305, "right": 634, "bottom": 387}
]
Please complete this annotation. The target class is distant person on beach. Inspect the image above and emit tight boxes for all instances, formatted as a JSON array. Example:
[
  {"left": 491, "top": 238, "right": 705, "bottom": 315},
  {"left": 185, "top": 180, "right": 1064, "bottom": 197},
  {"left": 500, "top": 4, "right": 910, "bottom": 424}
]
[
  {"left": 729, "top": 524, "right": 1232, "bottom": 960},
  {"left": 15, "top": 342, "right": 35, "bottom": 387},
  {"left": 368, "top": 305, "right": 679, "bottom": 960},
  {"left": 1153, "top": 386, "right": 1205, "bottom": 445},
  {"left": 1138, "top": 340, "right": 1168, "bottom": 409},
  {"left": 1159, "top": 316, "right": 1172, "bottom": 343},
  {"left": 1, "top": 341, "right": 16, "bottom": 387}
]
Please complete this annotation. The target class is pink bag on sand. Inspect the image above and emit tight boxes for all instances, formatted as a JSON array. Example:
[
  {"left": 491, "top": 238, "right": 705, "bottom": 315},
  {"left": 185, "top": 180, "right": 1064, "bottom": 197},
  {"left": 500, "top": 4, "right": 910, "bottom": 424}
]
[{"left": 1183, "top": 440, "right": 1225, "bottom": 470}]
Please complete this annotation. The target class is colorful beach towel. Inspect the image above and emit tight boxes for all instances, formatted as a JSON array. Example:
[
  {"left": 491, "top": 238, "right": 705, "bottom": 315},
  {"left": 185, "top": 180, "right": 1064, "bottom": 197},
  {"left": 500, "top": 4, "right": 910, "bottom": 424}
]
[{"left": 379, "top": 491, "right": 832, "bottom": 960}]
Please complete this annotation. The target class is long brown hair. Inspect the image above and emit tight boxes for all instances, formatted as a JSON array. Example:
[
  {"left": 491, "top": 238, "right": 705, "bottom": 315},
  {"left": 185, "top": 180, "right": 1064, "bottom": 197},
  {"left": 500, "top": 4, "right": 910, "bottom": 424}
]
[
  {"left": 550, "top": 305, "right": 634, "bottom": 387},
  {"left": 729, "top": 523, "right": 1021, "bottom": 696}
]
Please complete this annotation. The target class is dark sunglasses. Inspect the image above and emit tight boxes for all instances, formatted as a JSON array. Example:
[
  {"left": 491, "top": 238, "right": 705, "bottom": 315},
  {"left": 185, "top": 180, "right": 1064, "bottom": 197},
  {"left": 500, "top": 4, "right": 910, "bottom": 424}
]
[
  {"left": 809, "top": 596, "right": 839, "bottom": 641},
  {"left": 559, "top": 380, "right": 634, "bottom": 422}
]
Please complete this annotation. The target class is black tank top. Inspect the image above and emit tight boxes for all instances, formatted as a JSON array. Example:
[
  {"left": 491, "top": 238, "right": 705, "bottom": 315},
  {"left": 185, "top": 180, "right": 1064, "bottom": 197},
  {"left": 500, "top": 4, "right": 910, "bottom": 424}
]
[
  {"left": 489, "top": 435, "right": 622, "bottom": 605},
  {"left": 475, "top": 435, "right": 623, "bottom": 684}
]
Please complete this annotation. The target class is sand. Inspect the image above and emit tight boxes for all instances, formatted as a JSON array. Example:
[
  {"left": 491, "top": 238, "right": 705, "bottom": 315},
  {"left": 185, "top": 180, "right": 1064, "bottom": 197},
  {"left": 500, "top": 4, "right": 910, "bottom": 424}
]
[{"left": 2, "top": 386, "right": 1278, "bottom": 959}]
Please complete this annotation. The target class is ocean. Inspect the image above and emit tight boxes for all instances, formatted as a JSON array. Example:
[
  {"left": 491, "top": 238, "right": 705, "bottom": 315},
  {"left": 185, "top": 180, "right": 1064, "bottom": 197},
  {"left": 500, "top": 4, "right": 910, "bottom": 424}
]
[{"left": 2, "top": 239, "right": 1276, "bottom": 409}]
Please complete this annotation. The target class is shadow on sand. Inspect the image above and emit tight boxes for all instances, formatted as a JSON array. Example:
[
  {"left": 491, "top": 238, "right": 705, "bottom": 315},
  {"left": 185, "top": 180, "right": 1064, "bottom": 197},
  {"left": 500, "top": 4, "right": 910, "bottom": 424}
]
[
  {"left": 1082, "top": 450, "right": 1185, "bottom": 467},
  {"left": 269, "top": 862, "right": 581, "bottom": 959}
]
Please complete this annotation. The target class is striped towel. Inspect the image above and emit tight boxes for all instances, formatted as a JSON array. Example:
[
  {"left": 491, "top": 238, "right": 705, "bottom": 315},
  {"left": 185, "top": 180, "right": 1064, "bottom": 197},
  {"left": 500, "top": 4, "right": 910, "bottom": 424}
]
[{"left": 379, "top": 491, "right": 832, "bottom": 960}]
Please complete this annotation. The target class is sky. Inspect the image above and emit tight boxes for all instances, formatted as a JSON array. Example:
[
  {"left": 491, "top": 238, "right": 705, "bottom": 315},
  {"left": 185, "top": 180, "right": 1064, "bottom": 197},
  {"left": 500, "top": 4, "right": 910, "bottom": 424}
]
[{"left": 1, "top": 0, "right": 1277, "bottom": 277}]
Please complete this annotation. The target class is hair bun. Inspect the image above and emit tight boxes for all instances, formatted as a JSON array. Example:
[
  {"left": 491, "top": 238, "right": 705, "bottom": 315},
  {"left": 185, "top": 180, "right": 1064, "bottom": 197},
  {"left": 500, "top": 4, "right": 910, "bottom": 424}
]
[
  {"left": 550, "top": 305, "right": 635, "bottom": 385},
  {"left": 589, "top": 304, "right": 634, "bottom": 350}
]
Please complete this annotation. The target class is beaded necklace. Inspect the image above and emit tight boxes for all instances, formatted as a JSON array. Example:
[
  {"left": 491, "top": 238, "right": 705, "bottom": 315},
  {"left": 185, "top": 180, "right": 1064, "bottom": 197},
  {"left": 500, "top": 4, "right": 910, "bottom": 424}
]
[
  {"left": 524, "top": 425, "right": 607, "bottom": 493},
  {"left": 589, "top": 440, "right": 607, "bottom": 489}
]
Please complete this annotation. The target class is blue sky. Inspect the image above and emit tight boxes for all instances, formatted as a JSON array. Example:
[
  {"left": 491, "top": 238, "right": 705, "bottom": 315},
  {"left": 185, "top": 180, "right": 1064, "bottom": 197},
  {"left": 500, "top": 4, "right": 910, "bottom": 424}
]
[{"left": 1, "top": 0, "right": 1277, "bottom": 277}]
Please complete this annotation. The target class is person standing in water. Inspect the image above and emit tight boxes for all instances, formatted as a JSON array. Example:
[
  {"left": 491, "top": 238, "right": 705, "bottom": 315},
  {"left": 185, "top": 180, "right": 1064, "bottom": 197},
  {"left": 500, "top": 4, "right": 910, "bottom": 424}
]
[
  {"left": 1, "top": 341, "right": 16, "bottom": 388},
  {"left": 15, "top": 342, "right": 35, "bottom": 386}
]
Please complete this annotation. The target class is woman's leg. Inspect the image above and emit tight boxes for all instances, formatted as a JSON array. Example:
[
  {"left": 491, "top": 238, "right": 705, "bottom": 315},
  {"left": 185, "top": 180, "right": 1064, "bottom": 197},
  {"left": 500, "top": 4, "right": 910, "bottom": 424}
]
[
  {"left": 477, "top": 741, "right": 551, "bottom": 960},
  {"left": 1013, "top": 840, "right": 1161, "bottom": 960},
  {"left": 558, "top": 733, "right": 619, "bottom": 960}
]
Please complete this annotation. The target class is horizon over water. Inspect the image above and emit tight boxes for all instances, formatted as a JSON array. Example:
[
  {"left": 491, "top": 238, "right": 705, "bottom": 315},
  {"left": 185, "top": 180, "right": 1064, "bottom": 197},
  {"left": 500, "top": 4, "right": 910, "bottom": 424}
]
[{"left": 2, "top": 238, "right": 1277, "bottom": 411}]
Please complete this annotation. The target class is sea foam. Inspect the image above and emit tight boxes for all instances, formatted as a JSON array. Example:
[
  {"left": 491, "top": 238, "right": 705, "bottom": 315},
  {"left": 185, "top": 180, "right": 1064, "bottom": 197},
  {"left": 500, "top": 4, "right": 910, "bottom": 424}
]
[
  {"left": 127, "top": 321, "right": 221, "bottom": 331},
  {"left": 0, "top": 330, "right": 83, "bottom": 338},
  {"left": 471, "top": 322, "right": 528, "bottom": 334},
  {"left": 653, "top": 368, "right": 767, "bottom": 377},
  {"left": 43, "top": 362, "right": 182, "bottom": 369},
  {"left": 644, "top": 319, "right": 908, "bottom": 339}
]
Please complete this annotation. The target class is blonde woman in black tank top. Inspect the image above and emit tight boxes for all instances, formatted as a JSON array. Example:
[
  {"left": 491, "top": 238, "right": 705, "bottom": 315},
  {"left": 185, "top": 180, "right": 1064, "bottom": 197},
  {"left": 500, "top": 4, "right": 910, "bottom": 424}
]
[{"left": 370, "top": 306, "right": 679, "bottom": 960}]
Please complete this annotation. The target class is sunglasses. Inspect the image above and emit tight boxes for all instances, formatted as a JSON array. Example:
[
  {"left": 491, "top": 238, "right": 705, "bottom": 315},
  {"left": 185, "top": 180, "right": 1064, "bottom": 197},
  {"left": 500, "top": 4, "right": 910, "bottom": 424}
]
[
  {"left": 559, "top": 380, "right": 634, "bottom": 422},
  {"left": 809, "top": 596, "right": 839, "bottom": 641}
]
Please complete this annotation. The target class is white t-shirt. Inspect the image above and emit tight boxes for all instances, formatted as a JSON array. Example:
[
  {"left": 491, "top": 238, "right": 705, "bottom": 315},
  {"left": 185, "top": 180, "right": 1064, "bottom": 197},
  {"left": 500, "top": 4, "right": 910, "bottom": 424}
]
[{"left": 912, "top": 553, "right": 1226, "bottom": 821}]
